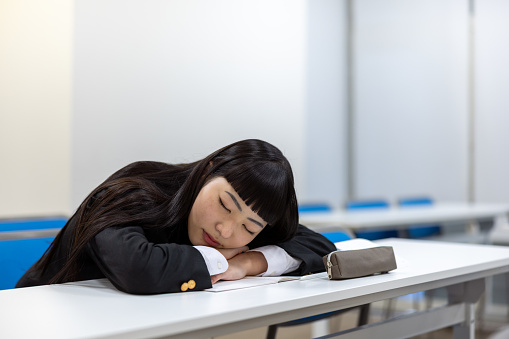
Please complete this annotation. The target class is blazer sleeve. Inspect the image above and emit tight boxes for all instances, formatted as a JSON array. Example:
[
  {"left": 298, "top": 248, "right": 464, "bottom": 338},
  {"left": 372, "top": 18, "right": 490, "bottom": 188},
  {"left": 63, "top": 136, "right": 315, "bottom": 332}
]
[
  {"left": 276, "top": 224, "right": 336, "bottom": 276},
  {"left": 86, "top": 226, "right": 212, "bottom": 294}
]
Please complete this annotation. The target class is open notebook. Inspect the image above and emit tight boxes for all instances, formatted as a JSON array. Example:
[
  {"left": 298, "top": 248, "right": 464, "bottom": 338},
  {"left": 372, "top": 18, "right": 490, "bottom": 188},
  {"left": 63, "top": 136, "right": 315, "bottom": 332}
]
[{"left": 204, "top": 272, "right": 327, "bottom": 292}]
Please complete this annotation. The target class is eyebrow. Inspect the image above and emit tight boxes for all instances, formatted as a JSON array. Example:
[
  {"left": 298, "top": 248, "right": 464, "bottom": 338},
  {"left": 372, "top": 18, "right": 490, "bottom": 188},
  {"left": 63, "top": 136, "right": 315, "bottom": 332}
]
[
  {"left": 248, "top": 217, "right": 264, "bottom": 228},
  {"left": 225, "top": 191, "right": 264, "bottom": 228},
  {"left": 225, "top": 191, "right": 242, "bottom": 211}
]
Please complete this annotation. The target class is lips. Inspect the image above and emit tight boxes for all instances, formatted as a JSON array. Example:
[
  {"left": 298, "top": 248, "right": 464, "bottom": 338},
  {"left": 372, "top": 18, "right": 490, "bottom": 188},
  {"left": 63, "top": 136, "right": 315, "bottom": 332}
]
[{"left": 203, "top": 230, "right": 220, "bottom": 247}]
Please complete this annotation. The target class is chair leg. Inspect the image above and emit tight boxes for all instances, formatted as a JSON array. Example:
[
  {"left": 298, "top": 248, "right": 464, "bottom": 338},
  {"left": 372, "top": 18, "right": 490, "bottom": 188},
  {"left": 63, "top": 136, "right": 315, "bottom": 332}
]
[
  {"left": 505, "top": 272, "right": 509, "bottom": 322},
  {"left": 383, "top": 298, "right": 395, "bottom": 319},
  {"left": 358, "top": 304, "right": 370, "bottom": 326},
  {"left": 266, "top": 325, "right": 278, "bottom": 339},
  {"left": 425, "top": 289, "right": 435, "bottom": 309},
  {"left": 413, "top": 292, "right": 421, "bottom": 311},
  {"left": 311, "top": 319, "right": 330, "bottom": 337},
  {"left": 267, "top": 305, "right": 370, "bottom": 339}
]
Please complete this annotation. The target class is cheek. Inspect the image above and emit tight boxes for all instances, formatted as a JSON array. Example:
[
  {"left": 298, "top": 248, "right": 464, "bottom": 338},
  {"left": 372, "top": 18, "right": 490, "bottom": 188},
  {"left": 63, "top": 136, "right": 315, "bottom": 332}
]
[
  {"left": 199, "top": 203, "right": 215, "bottom": 224},
  {"left": 226, "top": 232, "right": 254, "bottom": 248},
  {"left": 192, "top": 201, "right": 218, "bottom": 230},
  {"left": 188, "top": 204, "right": 206, "bottom": 238},
  {"left": 187, "top": 212, "right": 200, "bottom": 244}
]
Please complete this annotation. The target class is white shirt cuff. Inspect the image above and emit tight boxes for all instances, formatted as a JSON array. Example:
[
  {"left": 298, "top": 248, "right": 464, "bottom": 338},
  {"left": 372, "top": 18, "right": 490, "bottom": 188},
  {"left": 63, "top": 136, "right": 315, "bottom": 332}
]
[
  {"left": 194, "top": 246, "right": 228, "bottom": 276},
  {"left": 250, "top": 245, "right": 302, "bottom": 276}
]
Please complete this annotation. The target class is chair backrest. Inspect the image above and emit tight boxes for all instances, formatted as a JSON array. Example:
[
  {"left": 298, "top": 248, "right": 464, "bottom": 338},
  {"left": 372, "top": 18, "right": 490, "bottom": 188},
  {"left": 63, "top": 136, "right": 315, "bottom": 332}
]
[
  {"left": 298, "top": 203, "right": 332, "bottom": 213},
  {"left": 321, "top": 231, "right": 352, "bottom": 243},
  {"left": 345, "top": 199, "right": 398, "bottom": 240},
  {"left": 345, "top": 200, "right": 390, "bottom": 210},
  {"left": 397, "top": 197, "right": 440, "bottom": 238},
  {"left": 0, "top": 217, "right": 66, "bottom": 290},
  {"left": 398, "top": 197, "right": 433, "bottom": 207},
  {"left": 0, "top": 237, "right": 54, "bottom": 290}
]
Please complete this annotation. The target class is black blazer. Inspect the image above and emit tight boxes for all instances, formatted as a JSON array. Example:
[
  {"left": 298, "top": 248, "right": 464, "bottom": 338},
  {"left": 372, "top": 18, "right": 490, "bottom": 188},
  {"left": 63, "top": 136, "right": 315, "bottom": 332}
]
[{"left": 16, "top": 219, "right": 335, "bottom": 294}]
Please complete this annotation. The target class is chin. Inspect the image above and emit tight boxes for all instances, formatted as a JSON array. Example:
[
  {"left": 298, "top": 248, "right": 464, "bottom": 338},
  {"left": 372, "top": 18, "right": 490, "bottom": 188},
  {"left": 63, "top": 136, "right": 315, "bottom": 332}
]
[{"left": 188, "top": 232, "right": 200, "bottom": 246}]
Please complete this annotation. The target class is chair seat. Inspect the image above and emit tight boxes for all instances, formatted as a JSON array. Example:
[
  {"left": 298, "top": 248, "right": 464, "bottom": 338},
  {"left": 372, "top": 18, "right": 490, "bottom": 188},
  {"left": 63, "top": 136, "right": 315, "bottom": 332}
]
[
  {"left": 408, "top": 225, "right": 441, "bottom": 238},
  {"left": 398, "top": 197, "right": 441, "bottom": 239},
  {"left": 355, "top": 230, "right": 399, "bottom": 240},
  {"left": 346, "top": 199, "right": 395, "bottom": 240}
]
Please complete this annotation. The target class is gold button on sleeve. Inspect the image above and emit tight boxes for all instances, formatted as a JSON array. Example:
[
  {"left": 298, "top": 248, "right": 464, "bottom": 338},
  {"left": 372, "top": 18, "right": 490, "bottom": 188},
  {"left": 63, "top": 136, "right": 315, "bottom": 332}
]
[
  {"left": 188, "top": 280, "right": 196, "bottom": 289},
  {"left": 180, "top": 282, "right": 189, "bottom": 292}
]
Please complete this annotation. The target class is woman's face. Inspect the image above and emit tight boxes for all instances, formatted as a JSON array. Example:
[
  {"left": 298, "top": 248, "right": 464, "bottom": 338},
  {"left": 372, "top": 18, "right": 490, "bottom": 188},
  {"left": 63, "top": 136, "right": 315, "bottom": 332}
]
[{"left": 188, "top": 177, "right": 268, "bottom": 249}]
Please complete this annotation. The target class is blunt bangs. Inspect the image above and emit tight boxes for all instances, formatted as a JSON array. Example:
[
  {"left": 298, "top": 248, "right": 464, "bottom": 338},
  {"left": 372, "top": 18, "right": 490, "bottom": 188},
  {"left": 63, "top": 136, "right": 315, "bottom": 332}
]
[{"left": 223, "top": 160, "right": 291, "bottom": 226}]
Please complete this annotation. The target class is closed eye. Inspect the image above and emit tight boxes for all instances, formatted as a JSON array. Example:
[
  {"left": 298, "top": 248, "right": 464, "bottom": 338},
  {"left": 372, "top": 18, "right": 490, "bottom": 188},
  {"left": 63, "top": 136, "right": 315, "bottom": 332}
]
[
  {"left": 219, "top": 198, "right": 231, "bottom": 213},
  {"left": 243, "top": 224, "right": 255, "bottom": 235}
]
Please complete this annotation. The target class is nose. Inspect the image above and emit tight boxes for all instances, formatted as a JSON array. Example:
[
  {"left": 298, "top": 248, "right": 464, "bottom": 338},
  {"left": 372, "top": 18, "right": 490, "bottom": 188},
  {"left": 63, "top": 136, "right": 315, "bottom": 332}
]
[{"left": 216, "top": 220, "right": 235, "bottom": 239}]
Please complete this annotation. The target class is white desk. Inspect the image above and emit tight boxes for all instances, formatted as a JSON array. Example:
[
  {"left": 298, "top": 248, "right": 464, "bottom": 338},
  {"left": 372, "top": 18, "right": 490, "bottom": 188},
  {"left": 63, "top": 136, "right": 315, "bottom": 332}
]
[
  {"left": 1, "top": 239, "right": 509, "bottom": 339},
  {"left": 299, "top": 202, "right": 509, "bottom": 234}
]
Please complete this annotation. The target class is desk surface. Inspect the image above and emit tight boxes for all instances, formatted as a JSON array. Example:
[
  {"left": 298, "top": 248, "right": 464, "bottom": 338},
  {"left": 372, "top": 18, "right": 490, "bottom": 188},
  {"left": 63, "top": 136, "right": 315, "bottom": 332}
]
[
  {"left": 299, "top": 202, "right": 509, "bottom": 231},
  {"left": 2, "top": 239, "right": 509, "bottom": 339}
]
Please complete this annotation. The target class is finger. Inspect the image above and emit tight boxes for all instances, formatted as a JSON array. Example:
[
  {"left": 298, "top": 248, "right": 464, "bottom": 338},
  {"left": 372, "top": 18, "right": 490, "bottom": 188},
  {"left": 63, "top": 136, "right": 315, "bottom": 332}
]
[
  {"left": 231, "top": 246, "right": 248, "bottom": 257},
  {"left": 211, "top": 274, "right": 222, "bottom": 284}
]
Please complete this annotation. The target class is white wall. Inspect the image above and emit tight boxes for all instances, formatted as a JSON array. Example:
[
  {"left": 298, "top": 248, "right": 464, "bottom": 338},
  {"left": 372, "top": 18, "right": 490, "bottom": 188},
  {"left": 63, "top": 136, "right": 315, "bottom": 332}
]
[
  {"left": 3, "top": 0, "right": 509, "bottom": 219},
  {"left": 353, "top": 0, "right": 470, "bottom": 202},
  {"left": 304, "top": 0, "right": 348, "bottom": 208},
  {"left": 72, "top": 0, "right": 307, "bottom": 208},
  {"left": 0, "top": 0, "right": 72, "bottom": 218},
  {"left": 475, "top": 0, "right": 509, "bottom": 203}
]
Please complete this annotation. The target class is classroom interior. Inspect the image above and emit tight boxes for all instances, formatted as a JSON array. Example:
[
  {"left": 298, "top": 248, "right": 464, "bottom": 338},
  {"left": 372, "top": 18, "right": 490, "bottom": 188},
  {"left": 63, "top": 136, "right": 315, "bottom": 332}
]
[{"left": 2, "top": 0, "right": 509, "bottom": 338}]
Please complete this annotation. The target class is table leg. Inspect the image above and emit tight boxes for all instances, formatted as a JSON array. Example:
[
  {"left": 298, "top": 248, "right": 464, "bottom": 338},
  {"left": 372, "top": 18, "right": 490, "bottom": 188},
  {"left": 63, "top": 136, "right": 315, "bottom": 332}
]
[
  {"left": 466, "top": 220, "right": 480, "bottom": 234},
  {"left": 447, "top": 279, "right": 485, "bottom": 339},
  {"left": 452, "top": 303, "right": 475, "bottom": 339},
  {"left": 397, "top": 228, "right": 409, "bottom": 238},
  {"left": 505, "top": 272, "right": 509, "bottom": 321}
]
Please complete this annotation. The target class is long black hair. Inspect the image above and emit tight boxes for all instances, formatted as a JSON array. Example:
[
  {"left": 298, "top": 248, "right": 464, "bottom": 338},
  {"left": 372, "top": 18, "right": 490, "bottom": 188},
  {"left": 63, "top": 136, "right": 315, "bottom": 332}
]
[{"left": 34, "top": 139, "right": 298, "bottom": 283}]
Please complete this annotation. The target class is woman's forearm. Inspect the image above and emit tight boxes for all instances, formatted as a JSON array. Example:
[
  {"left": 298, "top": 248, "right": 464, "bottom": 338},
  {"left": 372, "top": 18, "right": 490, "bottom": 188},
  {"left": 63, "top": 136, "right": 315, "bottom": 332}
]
[{"left": 237, "top": 251, "right": 268, "bottom": 276}]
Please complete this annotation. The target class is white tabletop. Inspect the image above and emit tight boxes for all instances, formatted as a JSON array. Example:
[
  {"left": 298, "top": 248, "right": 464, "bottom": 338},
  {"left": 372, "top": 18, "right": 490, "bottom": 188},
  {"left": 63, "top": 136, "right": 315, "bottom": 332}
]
[
  {"left": 299, "top": 202, "right": 509, "bottom": 231},
  {"left": 2, "top": 238, "right": 509, "bottom": 339}
]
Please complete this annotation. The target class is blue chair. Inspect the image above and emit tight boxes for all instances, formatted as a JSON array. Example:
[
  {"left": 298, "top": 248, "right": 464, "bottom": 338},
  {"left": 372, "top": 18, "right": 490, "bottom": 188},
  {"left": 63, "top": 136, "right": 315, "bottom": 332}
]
[
  {"left": 346, "top": 200, "right": 399, "bottom": 240},
  {"left": 266, "top": 230, "right": 370, "bottom": 339},
  {"left": 0, "top": 218, "right": 66, "bottom": 290},
  {"left": 0, "top": 237, "right": 55, "bottom": 290},
  {"left": 298, "top": 203, "right": 332, "bottom": 213},
  {"left": 320, "top": 231, "right": 352, "bottom": 243},
  {"left": 398, "top": 197, "right": 441, "bottom": 238}
]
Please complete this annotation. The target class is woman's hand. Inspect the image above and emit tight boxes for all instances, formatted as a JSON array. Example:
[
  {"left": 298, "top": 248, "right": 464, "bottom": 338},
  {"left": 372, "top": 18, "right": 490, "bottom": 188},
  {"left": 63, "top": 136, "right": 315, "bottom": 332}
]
[{"left": 211, "top": 251, "right": 268, "bottom": 284}]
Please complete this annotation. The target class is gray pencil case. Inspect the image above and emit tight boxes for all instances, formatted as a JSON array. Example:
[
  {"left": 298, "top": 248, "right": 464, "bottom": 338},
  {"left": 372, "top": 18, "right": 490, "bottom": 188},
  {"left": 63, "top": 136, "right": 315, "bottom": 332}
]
[{"left": 323, "top": 246, "right": 397, "bottom": 280}]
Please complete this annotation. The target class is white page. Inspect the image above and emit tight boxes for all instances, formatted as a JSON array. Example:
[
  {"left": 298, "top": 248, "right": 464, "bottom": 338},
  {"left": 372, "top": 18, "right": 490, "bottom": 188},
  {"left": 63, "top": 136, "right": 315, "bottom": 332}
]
[
  {"left": 205, "top": 276, "right": 296, "bottom": 292},
  {"left": 205, "top": 273, "right": 326, "bottom": 292}
]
